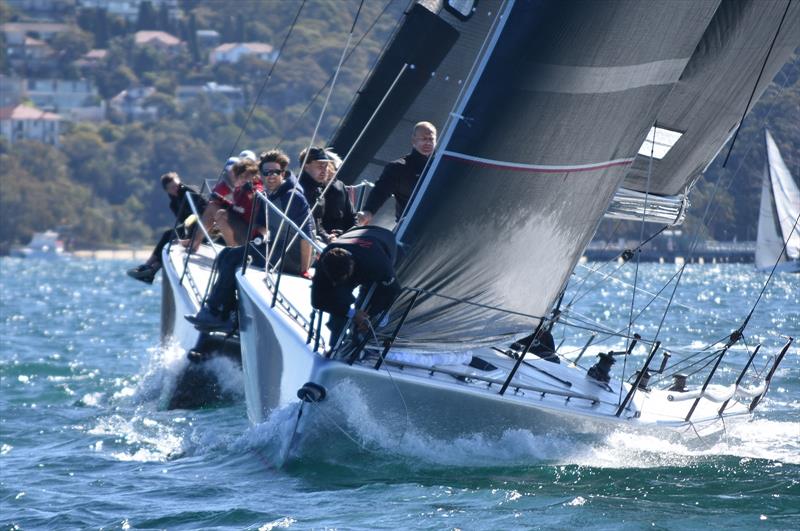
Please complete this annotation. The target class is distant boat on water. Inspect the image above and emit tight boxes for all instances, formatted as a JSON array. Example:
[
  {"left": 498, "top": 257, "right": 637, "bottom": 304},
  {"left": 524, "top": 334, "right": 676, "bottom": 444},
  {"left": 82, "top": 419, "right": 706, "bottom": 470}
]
[
  {"left": 10, "top": 230, "right": 67, "bottom": 259},
  {"left": 755, "top": 130, "right": 800, "bottom": 273}
]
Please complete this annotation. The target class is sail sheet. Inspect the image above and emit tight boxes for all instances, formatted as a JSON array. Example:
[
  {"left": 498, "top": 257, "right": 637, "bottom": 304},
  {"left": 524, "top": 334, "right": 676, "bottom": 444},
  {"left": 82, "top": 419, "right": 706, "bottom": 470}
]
[
  {"left": 384, "top": 0, "right": 723, "bottom": 349},
  {"left": 620, "top": 0, "right": 800, "bottom": 198},
  {"left": 756, "top": 130, "right": 800, "bottom": 269}
]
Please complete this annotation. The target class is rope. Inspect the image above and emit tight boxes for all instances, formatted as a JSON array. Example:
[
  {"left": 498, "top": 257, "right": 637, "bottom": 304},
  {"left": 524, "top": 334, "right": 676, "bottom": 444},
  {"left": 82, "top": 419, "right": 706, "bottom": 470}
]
[
  {"left": 721, "top": 0, "right": 793, "bottom": 167},
  {"left": 276, "top": 0, "right": 400, "bottom": 148},
  {"left": 223, "top": 1, "right": 306, "bottom": 163},
  {"left": 266, "top": 0, "right": 365, "bottom": 271}
]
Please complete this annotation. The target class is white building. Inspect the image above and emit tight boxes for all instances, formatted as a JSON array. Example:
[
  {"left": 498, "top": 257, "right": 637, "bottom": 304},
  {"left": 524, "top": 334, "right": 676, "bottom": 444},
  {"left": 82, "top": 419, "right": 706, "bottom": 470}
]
[
  {"left": 0, "top": 104, "right": 61, "bottom": 146},
  {"left": 26, "top": 78, "right": 100, "bottom": 113},
  {"left": 210, "top": 42, "right": 276, "bottom": 65}
]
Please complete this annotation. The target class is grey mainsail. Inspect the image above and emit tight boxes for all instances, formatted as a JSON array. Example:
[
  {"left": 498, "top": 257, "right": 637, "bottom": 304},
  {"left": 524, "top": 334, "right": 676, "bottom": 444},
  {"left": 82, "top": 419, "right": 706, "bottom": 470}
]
[
  {"left": 328, "top": 0, "right": 799, "bottom": 349},
  {"left": 755, "top": 130, "right": 800, "bottom": 270},
  {"left": 618, "top": 0, "right": 799, "bottom": 203},
  {"left": 390, "top": 0, "right": 721, "bottom": 349}
]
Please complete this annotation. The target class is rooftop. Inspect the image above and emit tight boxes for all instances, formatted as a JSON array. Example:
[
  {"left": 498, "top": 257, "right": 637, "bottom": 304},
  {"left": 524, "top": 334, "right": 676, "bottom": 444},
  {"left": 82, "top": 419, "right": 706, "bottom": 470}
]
[
  {"left": 0, "top": 104, "right": 61, "bottom": 121},
  {"left": 134, "top": 30, "right": 182, "bottom": 46}
]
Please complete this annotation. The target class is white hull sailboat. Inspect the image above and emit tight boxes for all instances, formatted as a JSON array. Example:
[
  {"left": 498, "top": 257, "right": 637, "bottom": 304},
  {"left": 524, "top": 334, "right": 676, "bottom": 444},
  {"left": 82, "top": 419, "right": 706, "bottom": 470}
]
[
  {"left": 228, "top": 1, "right": 797, "bottom": 455},
  {"left": 755, "top": 130, "right": 800, "bottom": 273}
]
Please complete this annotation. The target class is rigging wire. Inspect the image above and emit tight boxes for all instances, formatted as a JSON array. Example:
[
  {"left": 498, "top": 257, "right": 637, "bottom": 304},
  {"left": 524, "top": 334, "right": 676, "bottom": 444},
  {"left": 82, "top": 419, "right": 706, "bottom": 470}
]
[
  {"left": 266, "top": 0, "right": 366, "bottom": 270},
  {"left": 721, "top": 0, "right": 793, "bottom": 167},
  {"left": 276, "top": 0, "right": 401, "bottom": 149},
  {"left": 619, "top": 120, "right": 657, "bottom": 404},
  {"left": 223, "top": 1, "right": 306, "bottom": 162}
]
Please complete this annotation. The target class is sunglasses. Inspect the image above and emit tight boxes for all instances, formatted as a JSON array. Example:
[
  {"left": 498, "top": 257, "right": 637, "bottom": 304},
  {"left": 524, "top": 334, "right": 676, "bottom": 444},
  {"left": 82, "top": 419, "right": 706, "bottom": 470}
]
[{"left": 261, "top": 169, "right": 283, "bottom": 177}]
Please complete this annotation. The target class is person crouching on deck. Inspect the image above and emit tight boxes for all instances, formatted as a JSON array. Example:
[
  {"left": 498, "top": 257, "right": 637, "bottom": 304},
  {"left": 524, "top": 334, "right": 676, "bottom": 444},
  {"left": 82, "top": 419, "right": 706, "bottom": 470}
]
[
  {"left": 311, "top": 226, "right": 401, "bottom": 347},
  {"left": 185, "top": 150, "right": 313, "bottom": 333}
]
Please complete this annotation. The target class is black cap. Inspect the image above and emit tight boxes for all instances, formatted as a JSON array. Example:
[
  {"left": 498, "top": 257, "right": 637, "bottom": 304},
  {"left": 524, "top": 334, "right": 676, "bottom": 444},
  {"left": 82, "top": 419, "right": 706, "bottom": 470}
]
[{"left": 303, "top": 147, "right": 333, "bottom": 164}]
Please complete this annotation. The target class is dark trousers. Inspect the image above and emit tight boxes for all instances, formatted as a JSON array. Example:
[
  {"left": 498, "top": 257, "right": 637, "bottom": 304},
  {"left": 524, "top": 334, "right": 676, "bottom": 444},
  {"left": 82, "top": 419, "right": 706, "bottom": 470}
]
[
  {"left": 327, "top": 314, "right": 348, "bottom": 346},
  {"left": 150, "top": 229, "right": 173, "bottom": 266},
  {"left": 206, "top": 241, "right": 266, "bottom": 316}
]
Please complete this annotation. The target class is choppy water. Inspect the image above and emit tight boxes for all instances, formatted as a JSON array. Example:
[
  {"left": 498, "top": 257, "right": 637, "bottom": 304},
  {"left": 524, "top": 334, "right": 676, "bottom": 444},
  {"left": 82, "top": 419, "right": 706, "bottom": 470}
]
[{"left": 1, "top": 258, "right": 798, "bottom": 530}]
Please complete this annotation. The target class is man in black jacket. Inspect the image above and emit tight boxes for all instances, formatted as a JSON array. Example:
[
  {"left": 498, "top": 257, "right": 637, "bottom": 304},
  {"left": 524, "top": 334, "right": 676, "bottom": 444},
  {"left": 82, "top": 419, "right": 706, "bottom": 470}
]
[
  {"left": 128, "top": 172, "right": 207, "bottom": 284},
  {"left": 298, "top": 147, "right": 356, "bottom": 243},
  {"left": 311, "top": 226, "right": 400, "bottom": 346},
  {"left": 357, "top": 121, "right": 436, "bottom": 225}
]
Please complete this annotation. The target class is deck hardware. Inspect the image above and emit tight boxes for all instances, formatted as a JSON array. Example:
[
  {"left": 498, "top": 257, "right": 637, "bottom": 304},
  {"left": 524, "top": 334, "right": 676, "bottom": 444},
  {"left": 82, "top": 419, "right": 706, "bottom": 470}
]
[
  {"left": 686, "top": 341, "right": 736, "bottom": 421},
  {"left": 615, "top": 341, "right": 660, "bottom": 417}
]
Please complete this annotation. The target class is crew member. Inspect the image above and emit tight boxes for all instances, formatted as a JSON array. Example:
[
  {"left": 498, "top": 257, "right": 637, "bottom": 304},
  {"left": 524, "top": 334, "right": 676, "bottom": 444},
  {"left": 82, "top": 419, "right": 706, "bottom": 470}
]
[
  {"left": 311, "top": 226, "right": 400, "bottom": 346},
  {"left": 357, "top": 121, "right": 436, "bottom": 225}
]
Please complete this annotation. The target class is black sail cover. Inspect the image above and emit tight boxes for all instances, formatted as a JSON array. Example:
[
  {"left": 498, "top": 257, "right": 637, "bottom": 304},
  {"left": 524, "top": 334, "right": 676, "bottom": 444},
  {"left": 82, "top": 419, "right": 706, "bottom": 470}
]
[{"left": 329, "top": 0, "right": 798, "bottom": 350}]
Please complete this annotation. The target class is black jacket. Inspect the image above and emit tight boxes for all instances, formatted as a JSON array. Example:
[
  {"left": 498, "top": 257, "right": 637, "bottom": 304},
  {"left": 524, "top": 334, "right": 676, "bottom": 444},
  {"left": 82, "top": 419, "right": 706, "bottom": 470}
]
[
  {"left": 311, "top": 226, "right": 400, "bottom": 317},
  {"left": 299, "top": 171, "right": 356, "bottom": 242},
  {"left": 363, "top": 149, "right": 428, "bottom": 221},
  {"left": 170, "top": 184, "right": 207, "bottom": 225}
]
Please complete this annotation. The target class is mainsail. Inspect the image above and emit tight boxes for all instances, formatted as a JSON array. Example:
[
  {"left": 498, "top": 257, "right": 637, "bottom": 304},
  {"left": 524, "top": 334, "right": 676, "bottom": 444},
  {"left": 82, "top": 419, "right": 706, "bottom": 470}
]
[
  {"left": 615, "top": 0, "right": 800, "bottom": 211},
  {"left": 755, "top": 130, "right": 800, "bottom": 270},
  {"left": 329, "top": 0, "right": 799, "bottom": 349}
]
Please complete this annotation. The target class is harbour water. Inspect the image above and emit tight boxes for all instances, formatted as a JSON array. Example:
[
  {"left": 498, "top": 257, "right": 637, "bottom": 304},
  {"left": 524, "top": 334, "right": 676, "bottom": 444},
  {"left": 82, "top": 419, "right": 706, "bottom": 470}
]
[{"left": 1, "top": 258, "right": 798, "bottom": 530}]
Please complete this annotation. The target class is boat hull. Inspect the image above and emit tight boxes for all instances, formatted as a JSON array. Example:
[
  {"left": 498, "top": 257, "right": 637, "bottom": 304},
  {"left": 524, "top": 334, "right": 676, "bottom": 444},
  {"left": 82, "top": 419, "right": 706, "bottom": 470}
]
[
  {"left": 236, "top": 270, "right": 749, "bottom": 454},
  {"left": 160, "top": 243, "right": 242, "bottom": 408}
]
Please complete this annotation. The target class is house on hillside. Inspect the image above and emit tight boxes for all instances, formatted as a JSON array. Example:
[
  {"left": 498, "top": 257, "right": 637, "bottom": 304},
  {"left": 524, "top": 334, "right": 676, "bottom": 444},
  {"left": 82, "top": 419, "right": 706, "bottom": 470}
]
[
  {"left": 74, "top": 49, "right": 108, "bottom": 72},
  {"left": 2, "top": 22, "right": 68, "bottom": 72},
  {"left": 1, "top": 22, "right": 70, "bottom": 45},
  {"left": 109, "top": 86, "right": 158, "bottom": 122},
  {"left": 26, "top": 78, "right": 99, "bottom": 112},
  {"left": 0, "top": 104, "right": 62, "bottom": 146},
  {"left": 13, "top": 0, "right": 76, "bottom": 16},
  {"left": 176, "top": 82, "right": 244, "bottom": 116},
  {"left": 210, "top": 42, "right": 276, "bottom": 65},
  {"left": 196, "top": 30, "right": 220, "bottom": 50},
  {"left": 133, "top": 30, "right": 184, "bottom": 54}
]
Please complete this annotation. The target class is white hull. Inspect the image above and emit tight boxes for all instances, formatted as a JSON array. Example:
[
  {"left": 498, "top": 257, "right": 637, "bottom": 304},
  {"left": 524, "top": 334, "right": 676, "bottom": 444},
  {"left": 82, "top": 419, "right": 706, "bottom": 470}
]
[
  {"left": 159, "top": 242, "right": 242, "bottom": 409},
  {"left": 160, "top": 243, "right": 217, "bottom": 351},
  {"left": 236, "top": 269, "right": 754, "bottom": 452}
]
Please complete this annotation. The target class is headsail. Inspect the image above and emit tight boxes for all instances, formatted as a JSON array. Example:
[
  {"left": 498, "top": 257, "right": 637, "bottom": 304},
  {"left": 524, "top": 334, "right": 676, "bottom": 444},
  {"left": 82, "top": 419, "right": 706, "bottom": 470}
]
[{"left": 756, "top": 130, "right": 800, "bottom": 270}]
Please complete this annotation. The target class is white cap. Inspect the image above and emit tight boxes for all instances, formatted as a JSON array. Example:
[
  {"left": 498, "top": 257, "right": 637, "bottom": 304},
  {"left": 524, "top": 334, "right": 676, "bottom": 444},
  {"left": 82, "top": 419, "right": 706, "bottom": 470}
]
[
  {"left": 239, "top": 150, "right": 257, "bottom": 161},
  {"left": 224, "top": 156, "right": 239, "bottom": 171}
]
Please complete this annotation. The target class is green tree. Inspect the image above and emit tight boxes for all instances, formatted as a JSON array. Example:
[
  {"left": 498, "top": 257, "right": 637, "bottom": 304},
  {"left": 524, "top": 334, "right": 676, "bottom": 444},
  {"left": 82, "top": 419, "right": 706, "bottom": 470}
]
[{"left": 136, "top": 1, "right": 157, "bottom": 30}]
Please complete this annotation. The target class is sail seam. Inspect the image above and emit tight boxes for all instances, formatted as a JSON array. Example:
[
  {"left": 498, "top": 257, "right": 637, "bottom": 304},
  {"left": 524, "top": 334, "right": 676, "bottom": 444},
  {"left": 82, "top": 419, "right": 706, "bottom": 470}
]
[{"left": 441, "top": 150, "right": 635, "bottom": 173}]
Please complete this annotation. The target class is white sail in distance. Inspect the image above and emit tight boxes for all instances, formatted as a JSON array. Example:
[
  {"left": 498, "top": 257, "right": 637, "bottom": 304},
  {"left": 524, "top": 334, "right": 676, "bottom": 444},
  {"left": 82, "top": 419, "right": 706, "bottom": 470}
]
[{"left": 755, "top": 130, "right": 800, "bottom": 270}]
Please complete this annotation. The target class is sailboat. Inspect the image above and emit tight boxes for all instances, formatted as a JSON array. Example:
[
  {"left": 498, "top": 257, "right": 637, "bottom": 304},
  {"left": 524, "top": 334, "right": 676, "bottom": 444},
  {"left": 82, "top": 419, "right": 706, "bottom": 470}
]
[
  {"left": 755, "top": 130, "right": 800, "bottom": 273},
  {"left": 160, "top": 1, "right": 797, "bottom": 448}
]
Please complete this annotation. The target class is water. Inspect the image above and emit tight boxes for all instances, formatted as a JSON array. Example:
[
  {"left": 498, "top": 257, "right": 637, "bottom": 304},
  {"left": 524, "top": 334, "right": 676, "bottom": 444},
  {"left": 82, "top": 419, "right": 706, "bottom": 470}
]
[{"left": 1, "top": 259, "right": 798, "bottom": 530}]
